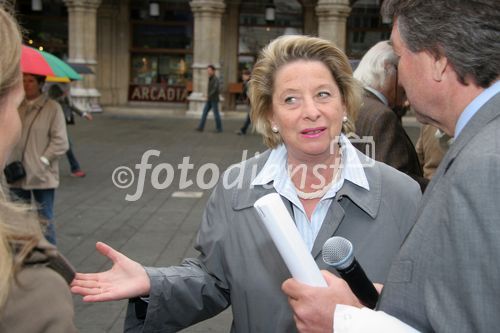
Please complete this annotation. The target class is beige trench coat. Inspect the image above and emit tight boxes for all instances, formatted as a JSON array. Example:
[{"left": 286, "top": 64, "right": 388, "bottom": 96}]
[{"left": 8, "top": 95, "right": 68, "bottom": 190}]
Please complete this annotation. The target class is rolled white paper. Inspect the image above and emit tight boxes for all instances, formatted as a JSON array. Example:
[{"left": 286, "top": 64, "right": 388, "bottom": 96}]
[{"left": 254, "top": 193, "right": 327, "bottom": 287}]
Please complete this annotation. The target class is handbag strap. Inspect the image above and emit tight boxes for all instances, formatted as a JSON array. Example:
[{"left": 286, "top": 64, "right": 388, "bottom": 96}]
[{"left": 20, "top": 98, "right": 47, "bottom": 163}]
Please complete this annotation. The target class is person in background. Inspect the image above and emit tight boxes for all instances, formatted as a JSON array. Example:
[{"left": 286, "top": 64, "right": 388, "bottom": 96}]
[
  {"left": 353, "top": 40, "right": 427, "bottom": 191},
  {"left": 0, "top": 5, "right": 77, "bottom": 332},
  {"left": 7, "top": 73, "right": 69, "bottom": 245},
  {"left": 415, "top": 124, "right": 452, "bottom": 179},
  {"left": 236, "top": 69, "right": 252, "bottom": 135},
  {"left": 70, "top": 35, "right": 421, "bottom": 332},
  {"left": 282, "top": 0, "right": 500, "bottom": 331},
  {"left": 48, "top": 83, "right": 92, "bottom": 178},
  {"left": 196, "top": 64, "right": 222, "bottom": 133}
]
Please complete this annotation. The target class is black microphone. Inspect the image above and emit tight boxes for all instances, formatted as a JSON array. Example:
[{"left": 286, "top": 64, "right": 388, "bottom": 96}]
[{"left": 322, "top": 236, "right": 379, "bottom": 309}]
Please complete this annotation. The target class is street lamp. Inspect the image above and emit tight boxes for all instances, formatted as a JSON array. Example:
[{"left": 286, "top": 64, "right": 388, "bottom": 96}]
[
  {"left": 32, "top": 0, "right": 42, "bottom": 11},
  {"left": 149, "top": 1, "right": 160, "bottom": 17}
]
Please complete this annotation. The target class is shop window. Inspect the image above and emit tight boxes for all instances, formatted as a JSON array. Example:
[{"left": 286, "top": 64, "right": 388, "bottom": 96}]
[
  {"left": 130, "top": 54, "right": 192, "bottom": 85},
  {"left": 346, "top": 0, "right": 391, "bottom": 59},
  {"left": 129, "top": 1, "right": 193, "bottom": 103},
  {"left": 129, "top": 54, "right": 192, "bottom": 103},
  {"left": 132, "top": 23, "right": 192, "bottom": 50},
  {"left": 16, "top": 0, "right": 68, "bottom": 58},
  {"left": 238, "top": 0, "right": 302, "bottom": 69}
]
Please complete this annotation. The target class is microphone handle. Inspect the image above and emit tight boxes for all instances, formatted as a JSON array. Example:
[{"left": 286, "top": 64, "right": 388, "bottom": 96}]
[{"left": 338, "top": 259, "right": 379, "bottom": 309}]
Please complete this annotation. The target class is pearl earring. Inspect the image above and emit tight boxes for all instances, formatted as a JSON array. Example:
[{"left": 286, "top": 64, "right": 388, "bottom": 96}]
[
  {"left": 342, "top": 115, "right": 348, "bottom": 123},
  {"left": 272, "top": 126, "right": 279, "bottom": 133}
]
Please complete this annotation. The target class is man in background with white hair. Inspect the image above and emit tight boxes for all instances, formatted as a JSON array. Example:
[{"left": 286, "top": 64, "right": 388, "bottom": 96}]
[{"left": 352, "top": 40, "right": 427, "bottom": 191}]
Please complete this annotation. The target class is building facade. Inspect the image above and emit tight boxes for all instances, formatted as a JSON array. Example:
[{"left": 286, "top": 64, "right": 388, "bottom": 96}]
[{"left": 14, "top": 0, "right": 390, "bottom": 114}]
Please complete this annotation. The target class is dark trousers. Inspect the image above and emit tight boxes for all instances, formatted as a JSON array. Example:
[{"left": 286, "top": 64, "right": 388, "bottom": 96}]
[
  {"left": 240, "top": 114, "right": 251, "bottom": 134},
  {"left": 198, "top": 100, "right": 222, "bottom": 131},
  {"left": 10, "top": 188, "right": 57, "bottom": 245},
  {"left": 66, "top": 138, "right": 81, "bottom": 172}
]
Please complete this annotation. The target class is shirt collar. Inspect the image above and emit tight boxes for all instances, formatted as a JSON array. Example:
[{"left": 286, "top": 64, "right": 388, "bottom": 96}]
[
  {"left": 251, "top": 134, "right": 370, "bottom": 191},
  {"left": 455, "top": 80, "right": 500, "bottom": 138},
  {"left": 364, "top": 86, "right": 388, "bottom": 106}
]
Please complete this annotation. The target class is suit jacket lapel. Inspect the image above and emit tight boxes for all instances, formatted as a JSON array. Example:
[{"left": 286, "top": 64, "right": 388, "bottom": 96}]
[{"left": 417, "top": 92, "right": 500, "bottom": 213}]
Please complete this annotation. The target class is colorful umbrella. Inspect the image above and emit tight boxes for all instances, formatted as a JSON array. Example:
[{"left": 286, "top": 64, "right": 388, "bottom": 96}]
[{"left": 21, "top": 45, "right": 82, "bottom": 81}]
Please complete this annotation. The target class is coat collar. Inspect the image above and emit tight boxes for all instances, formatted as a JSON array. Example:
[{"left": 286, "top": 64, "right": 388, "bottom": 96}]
[
  {"left": 232, "top": 149, "right": 382, "bottom": 220},
  {"left": 20, "top": 94, "right": 48, "bottom": 112}
]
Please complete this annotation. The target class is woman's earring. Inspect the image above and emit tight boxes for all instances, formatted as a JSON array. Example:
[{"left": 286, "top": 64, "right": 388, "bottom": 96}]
[
  {"left": 342, "top": 115, "right": 348, "bottom": 123},
  {"left": 271, "top": 126, "right": 279, "bottom": 133}
]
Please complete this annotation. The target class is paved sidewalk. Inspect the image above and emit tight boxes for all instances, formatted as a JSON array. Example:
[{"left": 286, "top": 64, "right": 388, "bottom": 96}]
[
  {"left": 57, "top": 113, "right": 266, "bottom": 332},
  {"left": 57, "top": 111, "right": 420, "bottom": 332}
]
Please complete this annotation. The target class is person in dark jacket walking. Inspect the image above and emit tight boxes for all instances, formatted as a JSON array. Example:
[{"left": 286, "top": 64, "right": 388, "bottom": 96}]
[
  {"left": 47, "top": 83, "right": 92, "bottom": 178},
  {"left": 196, "top": 65, "right": 222, "bottom": 132},
  {"left": 236, "top": 69, "right": 252, "bottom": 135}
]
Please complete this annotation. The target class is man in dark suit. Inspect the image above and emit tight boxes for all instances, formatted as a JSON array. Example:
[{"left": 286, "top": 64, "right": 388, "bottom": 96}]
[
  {"left": 282, "top": 0, "right": 500, "bottom": 331},
  {"left": 352, "top": 40, "right": 427, "bottom": 191}
]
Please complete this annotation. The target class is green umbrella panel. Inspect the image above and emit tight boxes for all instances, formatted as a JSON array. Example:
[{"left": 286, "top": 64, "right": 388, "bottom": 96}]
[{"left": 40, "top": 50, "right": 82, "bottom": 81}]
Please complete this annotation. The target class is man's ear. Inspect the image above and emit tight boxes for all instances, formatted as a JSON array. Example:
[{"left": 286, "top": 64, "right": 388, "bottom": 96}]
[{"left": 430, "top": 54, "right": 448, "bottom": 82}]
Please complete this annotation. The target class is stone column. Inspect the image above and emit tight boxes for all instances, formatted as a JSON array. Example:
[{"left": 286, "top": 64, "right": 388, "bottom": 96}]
[
  {"left": 303, "top": 2, "right": 318, "bottom": 36},
  {"left": 63, "top": 0, "right": 102, "bottom": 112},
  {"left": 316, "top": 0, "right": 351, "bottom": 51},
  {"left": 187, "top": 0, "right": 226, "bottom": 115},
  {"left": 221, "top": 1, "right": 240, "bottom": 110},
  {"left": 96, "top": 0, "right": 129, "bottom": 106}
]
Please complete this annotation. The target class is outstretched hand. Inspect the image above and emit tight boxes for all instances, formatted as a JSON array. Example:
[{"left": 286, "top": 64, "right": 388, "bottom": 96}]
[{"left": 70, "top": 242, "right": 151, "bottom": 302}]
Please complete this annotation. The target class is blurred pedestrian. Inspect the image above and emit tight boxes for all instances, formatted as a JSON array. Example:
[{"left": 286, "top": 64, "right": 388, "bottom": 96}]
[
  {"left": 7, "top": 73, "right": 68, "bottom": 245},
  {"left": 235, "top": 69, "right": 251, "bottom": 135},
  {"left": 196, "top": 65, "right": 222, "bottom": 132},
  {"left": 0, "top": 5, "right": 77, "bottom": 332},
  {"left": 415, "top": 124, "right": 452, "bottom": 179},
  {"left": 48, "top": 83, "right": 92, "bottom": 178}
]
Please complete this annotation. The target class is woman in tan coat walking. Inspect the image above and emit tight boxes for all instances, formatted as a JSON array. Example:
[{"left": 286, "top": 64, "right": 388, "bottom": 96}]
[{"left": 7, "top": 72, "right": 68, "bottom": 245}]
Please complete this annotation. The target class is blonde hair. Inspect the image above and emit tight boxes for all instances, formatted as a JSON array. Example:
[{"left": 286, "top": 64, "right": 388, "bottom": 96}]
[
  {"left": 0, "top": 5, "right": 22, "bottom": 105},
  {"left": 249, "top": 35, "right": 362, "bottom": 148},
  {"left": 0, "top": 5, "right": 41, "bottom": 309}
]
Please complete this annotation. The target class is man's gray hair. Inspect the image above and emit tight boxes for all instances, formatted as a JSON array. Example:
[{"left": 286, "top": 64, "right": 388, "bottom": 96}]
[
  {"left": 382, "top": 0, "right": 499, "bottom": 88},
  {"left": 353, "top": 41, "right": 397, "bottom": 90}
]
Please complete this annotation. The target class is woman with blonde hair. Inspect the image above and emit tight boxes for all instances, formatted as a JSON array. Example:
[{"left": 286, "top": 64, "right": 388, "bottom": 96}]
[
  {"left": 0, "top": 5, "right": 77, "bottom": 332},
  {"left": 71, "top": 35, "right": 421, "bottom": 332}
]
